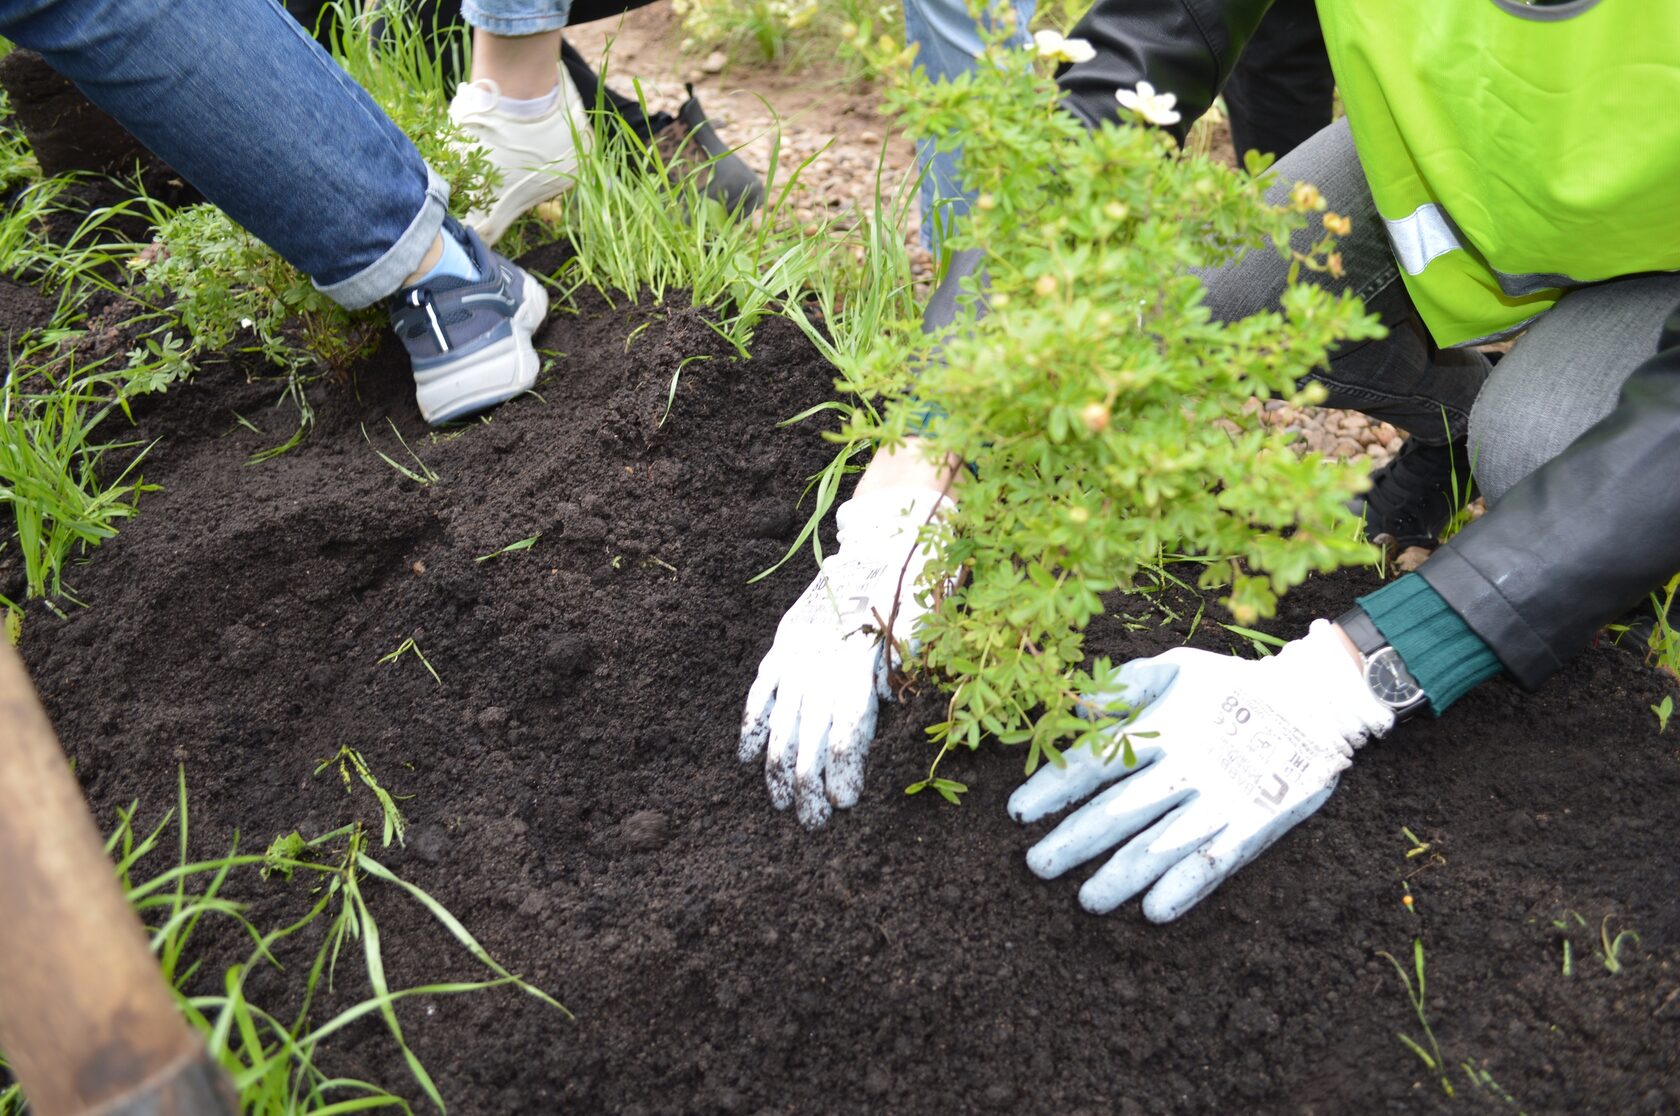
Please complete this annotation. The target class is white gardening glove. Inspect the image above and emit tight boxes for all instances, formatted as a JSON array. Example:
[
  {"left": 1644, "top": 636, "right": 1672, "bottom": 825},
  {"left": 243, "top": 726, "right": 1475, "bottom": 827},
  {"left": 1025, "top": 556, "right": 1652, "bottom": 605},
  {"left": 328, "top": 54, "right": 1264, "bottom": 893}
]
[
  {"left": 1009, "top": 620, "right": 1394, "bottom": 922},
  {"left": 739, "top": 488, "right": 952, "bottom": 829}
]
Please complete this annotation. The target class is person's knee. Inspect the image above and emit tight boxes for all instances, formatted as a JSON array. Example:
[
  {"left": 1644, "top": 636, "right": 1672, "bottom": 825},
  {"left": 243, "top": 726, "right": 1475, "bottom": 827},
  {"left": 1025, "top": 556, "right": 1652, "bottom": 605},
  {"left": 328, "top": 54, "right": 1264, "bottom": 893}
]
[
  {"left": 1467, "top": 350, "right": 1592, "bottom": 504},
  {"left": 1466, "top": 378, "right": 1528, "bottom": 504}
]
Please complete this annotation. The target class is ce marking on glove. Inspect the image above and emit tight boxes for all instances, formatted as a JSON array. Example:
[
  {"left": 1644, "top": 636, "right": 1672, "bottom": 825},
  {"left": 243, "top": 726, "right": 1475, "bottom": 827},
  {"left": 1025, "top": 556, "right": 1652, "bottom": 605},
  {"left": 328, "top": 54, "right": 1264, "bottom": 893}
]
[{"left": 1212, "top": 692, "right": 1292, "bottom": 814}]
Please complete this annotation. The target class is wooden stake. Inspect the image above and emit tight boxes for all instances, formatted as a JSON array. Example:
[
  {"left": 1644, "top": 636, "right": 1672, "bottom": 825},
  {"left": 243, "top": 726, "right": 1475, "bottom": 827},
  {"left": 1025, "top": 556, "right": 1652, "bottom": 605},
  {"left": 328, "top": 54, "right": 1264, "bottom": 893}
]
[{"left": 0, "top": 643, "right": 236, "bottom": 1116}]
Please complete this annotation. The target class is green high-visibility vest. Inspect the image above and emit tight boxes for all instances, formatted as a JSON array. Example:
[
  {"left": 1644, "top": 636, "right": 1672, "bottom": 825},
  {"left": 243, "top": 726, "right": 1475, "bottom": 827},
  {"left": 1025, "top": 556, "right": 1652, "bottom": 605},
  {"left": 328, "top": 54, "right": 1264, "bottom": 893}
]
[{"left": 1316, "top": 0, "right": 1680, "bottom": 347}]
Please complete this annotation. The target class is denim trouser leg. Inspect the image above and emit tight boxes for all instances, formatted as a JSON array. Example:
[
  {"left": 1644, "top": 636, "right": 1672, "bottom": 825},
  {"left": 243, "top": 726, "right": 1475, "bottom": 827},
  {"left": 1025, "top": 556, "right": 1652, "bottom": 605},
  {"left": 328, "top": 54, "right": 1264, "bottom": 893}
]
[
  {"left": 462, "top": 0, "right": 572, "bottom": 34},
  {"left": 0, "top": 0, "right": 448, "bottom": 309},
  {"left": 1468, "top": 272, "right": 1680, "bottom": 503},
  {"left": 1197, "top": 117, "right": 1489, "bottom": 444},
  {"left": 902, "top": 0, "right": 1036, "bottom": 253}
]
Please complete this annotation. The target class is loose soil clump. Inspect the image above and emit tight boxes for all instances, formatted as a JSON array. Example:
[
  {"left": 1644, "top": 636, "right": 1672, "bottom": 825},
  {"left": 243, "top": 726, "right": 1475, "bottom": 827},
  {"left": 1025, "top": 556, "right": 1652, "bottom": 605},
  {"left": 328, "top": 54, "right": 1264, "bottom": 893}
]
[{"left": 11, "top": 257, "right": 1680, "bottom": 1115}]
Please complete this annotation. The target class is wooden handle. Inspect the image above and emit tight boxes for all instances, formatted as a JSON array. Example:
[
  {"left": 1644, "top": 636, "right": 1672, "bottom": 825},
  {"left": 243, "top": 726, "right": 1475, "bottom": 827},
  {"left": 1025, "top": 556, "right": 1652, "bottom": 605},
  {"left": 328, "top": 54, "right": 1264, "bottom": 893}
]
[{"left": 0, "top": 643, "right": 235, "bottom": 1116}]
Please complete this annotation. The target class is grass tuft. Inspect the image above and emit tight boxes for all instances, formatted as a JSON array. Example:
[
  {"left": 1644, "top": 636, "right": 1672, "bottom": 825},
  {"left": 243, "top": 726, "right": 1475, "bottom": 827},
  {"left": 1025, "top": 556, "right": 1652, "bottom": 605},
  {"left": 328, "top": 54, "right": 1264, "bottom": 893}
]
[{"left": 1, "top": 768, "right": 567, "bottom": 1115}]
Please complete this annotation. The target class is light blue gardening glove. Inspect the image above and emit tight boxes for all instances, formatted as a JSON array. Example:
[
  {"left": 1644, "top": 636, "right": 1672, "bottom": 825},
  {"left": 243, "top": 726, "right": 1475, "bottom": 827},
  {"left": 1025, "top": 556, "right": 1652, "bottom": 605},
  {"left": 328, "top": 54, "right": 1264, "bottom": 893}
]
[
  {"left": 1009, "top": 620, "right": 1394, "bottom": 922},
  {"left": 739, "top": 488, "right": 952, "bottom": 829}
]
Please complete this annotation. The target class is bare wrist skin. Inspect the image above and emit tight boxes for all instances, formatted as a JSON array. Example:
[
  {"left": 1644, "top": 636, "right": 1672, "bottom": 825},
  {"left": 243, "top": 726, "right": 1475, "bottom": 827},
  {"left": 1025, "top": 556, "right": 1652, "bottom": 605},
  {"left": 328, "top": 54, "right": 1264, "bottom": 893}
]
[
  {"left": 853, "top": 437, "right": 963, "bottom": 498},
  {"left": 1330, "top": 623, "right": 1363, "bottom": 668}
]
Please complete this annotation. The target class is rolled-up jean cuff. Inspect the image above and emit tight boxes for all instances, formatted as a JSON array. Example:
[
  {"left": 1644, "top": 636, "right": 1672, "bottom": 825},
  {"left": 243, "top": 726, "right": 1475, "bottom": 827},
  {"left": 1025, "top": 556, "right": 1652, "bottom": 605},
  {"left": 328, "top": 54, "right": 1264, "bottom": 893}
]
[
  {"left": 315, "top": 166, "right": 451, "bottom": 310},
  {"left": 461, "top": 2, "right": 573, "bottom": 34}
]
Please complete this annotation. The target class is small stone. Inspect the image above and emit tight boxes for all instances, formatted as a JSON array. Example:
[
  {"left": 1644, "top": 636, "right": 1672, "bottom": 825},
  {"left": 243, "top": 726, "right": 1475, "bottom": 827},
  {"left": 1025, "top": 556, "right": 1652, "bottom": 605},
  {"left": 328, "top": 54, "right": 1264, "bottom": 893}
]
[
  {"left": 702, "top": 50, "right": 726, "bottom": 74},
  {"left": 411, "top": 559, "right": 426, "bottom": 575},
  {"left": 620, "top": 809, "right": 671, "bottom": 852},
  {"left": 477, "top": 705, "right": 510, "bottom": 731},
  {"left": 1332, "top": 436, "right": 1364, "bottom": 458},
  {"left": 863, "top": 1068, "right": 890, "bottom": 1097},
  {"left": 410, "top": 825, "right": 447, "bottom": 865},
  {"left": 1393, "top": 545, "right": 1432, "bottom": 572}
]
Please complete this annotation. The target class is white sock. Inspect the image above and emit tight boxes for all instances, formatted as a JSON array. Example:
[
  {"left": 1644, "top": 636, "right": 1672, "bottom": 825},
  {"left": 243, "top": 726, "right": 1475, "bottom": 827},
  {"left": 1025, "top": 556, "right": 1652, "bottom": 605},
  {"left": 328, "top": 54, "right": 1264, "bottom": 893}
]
[{"left": 494, "top": 82, "right": 561, "bottom": 119}]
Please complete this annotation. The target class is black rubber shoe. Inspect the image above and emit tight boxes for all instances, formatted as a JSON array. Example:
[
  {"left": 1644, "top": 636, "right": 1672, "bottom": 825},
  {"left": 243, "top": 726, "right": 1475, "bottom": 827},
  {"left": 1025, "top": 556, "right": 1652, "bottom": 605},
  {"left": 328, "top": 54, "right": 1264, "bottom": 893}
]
[
  {"left": 1348, "top": 436, "right": 1475, "bottom": 551},
  {"left": 655, "top": 85, "right": 766, "bottom": 217}
]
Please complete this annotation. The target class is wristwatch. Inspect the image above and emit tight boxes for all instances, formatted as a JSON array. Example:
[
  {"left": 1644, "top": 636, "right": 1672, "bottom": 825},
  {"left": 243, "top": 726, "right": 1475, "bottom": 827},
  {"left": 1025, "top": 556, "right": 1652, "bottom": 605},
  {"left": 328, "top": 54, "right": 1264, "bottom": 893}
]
[{"left": 1336, "top": 606, "right": 1429, "bottom": 719}]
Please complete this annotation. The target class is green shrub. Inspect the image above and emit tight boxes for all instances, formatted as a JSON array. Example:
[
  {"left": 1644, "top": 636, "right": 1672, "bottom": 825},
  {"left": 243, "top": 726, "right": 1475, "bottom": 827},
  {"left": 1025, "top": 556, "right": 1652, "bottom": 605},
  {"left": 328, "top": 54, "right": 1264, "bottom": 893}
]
[{"left": 844, "top": 24, "right": 1382, "bottom": 776}]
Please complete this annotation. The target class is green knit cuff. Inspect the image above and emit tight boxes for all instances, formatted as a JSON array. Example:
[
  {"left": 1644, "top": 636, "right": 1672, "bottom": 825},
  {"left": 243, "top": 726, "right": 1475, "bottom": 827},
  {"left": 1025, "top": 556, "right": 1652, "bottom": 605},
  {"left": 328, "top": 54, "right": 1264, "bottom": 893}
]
[{"left": 1356, "top": 574, "right": 1504, "bottom": 715}]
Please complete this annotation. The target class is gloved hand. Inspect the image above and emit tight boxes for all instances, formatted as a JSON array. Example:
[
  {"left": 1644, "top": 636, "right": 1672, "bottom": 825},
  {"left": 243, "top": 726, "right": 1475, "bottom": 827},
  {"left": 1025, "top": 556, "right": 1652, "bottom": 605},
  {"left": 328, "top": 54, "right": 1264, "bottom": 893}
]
[
  {"left": 739, "top": 488, "right": 952, "bottom": 829},
  {"left": 1009, "top": 620, "right": 1394, "bottom": 922}
]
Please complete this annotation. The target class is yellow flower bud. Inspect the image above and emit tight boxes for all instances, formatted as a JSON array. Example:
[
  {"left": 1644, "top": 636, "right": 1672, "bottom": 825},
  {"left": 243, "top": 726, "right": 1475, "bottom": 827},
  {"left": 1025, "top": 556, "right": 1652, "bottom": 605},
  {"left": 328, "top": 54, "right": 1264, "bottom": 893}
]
[
  {"left": 1034, "top": 274, "right": 1059, "bottom": 298},
  {"left": 976, "top": 193, "right": 997, "bottom": 212},
  {"left": 1103, "top": 201, "right": 1129, "bottom": 222},
  {"left": 1068, "top": 506, "right": 1091, "bottom": 525},
  {"left": 1081, "top": 402, "right": 1111, "bottom": 432},
  {"left": 1322, "top": 211, "right": 1352, "bottom": 237},
  {"left": 1290, "top": 182, "right": 1325, "bottom": 212}
]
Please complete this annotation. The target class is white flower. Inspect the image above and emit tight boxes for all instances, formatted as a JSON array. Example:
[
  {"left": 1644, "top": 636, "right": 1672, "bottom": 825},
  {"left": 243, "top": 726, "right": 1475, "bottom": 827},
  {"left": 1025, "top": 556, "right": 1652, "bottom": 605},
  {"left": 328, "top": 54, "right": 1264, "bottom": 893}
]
[
  {"left": 1032, "top": 29, "right": 1095, "bottom": 64},
  {"left": 1115, "top": 81, "right": 1181, "bottom": 127},
  {"left": 240, "top": 317, "right": 254, "bottom": 329}
]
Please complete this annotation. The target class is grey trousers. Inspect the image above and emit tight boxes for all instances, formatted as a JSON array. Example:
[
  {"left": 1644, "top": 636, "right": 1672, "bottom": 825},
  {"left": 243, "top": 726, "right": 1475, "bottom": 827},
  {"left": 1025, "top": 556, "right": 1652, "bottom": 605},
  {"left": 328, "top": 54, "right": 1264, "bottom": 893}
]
[{"left": 1200, "top": 117, "right": 1680, "bottom": 503}]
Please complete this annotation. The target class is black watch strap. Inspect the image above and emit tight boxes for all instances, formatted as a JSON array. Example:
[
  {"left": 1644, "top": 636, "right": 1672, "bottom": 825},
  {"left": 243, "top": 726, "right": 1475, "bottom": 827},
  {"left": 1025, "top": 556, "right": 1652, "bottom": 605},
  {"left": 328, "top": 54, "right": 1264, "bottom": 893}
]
[
  {"left": 1337, "top": 606, "right": 1388, "bottom": 657},
  {"left": 1337, "top": 606, "right": 1429, "bottom": 719}
]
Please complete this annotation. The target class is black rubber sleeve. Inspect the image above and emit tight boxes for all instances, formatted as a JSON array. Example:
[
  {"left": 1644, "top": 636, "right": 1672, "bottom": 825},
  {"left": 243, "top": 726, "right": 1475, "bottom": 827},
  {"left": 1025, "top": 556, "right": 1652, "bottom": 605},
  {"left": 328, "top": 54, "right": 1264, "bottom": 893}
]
[
  {"left": 1056, "top": 0, "right": 1274, "bottom": 140},
  {"left": 1418, "top": 302, "right": 1680, "bottom": 688}
]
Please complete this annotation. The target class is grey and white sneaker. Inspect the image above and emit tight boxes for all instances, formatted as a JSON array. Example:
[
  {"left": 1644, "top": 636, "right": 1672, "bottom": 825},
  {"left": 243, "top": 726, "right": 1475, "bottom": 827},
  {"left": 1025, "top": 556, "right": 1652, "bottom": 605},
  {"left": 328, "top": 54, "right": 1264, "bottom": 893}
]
[{"left": 390, "top": 222, "right": 549, "bottom": 425}]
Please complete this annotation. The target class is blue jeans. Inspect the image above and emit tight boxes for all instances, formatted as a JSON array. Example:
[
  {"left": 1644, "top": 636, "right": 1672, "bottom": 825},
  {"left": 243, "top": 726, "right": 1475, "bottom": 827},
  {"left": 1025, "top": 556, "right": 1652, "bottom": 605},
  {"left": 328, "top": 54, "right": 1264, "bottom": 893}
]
[
  {"left": 901, "top": 0, "right": 1035, "bottom": 252},
  {"left": 0, "top": 0, "right": 448, "bottom": 308}
]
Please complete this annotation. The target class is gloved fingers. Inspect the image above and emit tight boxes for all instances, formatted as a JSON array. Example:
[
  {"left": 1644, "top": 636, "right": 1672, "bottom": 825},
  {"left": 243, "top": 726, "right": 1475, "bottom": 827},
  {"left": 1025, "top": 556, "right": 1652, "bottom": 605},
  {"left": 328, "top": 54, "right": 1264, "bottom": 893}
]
[
  {"left": 1075, "top": 804, "right": 1202, "bottom": 915},
  {"left": 1007, "top": 728, "right": 1165, "bottom": 825},
  {"left": 873, "top": 635, "right": 894, "bottom": 701},
  {"left": 1083, "top": 650, "right": 1200, "bottom": 718},
  {"left": 824, "top": 680, "right": 879, "bottom": 811},
  {"left": 763, "top": 676, "right": 804, "bottom": 812},
  {"left": 1138, "top": 827, "right": 1250, "bottom": 925},
  {"left": 1139, "top": 785, "right": 1334, "bottom": 923},
  {"left": 738, "top": 649, "right": 782, "bottom": 763},
  {"left": 1023, "top": 762, "right": 1194, "bottom": 880},
  {"left": 793, "top": 710, "right": 835, "bottom": 830}
]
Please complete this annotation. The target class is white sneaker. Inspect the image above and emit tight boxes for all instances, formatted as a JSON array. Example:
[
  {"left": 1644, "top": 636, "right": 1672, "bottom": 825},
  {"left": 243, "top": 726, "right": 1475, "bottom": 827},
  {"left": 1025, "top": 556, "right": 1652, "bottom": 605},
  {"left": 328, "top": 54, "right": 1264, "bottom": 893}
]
[{"left": 448, "top": 65, "right": 593, "bottom": 245}]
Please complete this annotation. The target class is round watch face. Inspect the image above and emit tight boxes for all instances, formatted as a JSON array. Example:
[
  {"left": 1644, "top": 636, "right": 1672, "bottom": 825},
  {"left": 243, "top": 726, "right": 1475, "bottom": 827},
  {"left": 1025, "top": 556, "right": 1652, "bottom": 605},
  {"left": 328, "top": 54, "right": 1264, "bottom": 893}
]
[{"left": 1365, "top": 647, "right": 1424, "bottom": 710}]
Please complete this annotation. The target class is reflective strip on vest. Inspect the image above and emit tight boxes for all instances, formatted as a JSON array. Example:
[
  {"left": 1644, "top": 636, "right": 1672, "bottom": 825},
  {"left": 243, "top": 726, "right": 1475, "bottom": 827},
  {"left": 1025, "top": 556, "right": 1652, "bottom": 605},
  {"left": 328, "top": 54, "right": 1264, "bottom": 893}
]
[
  {"left": 1386, "top": 203, "right": 1588, "bottom": 299},
  {"left": 1385, "top": 203, "right": 1461, "bottom": 277}
]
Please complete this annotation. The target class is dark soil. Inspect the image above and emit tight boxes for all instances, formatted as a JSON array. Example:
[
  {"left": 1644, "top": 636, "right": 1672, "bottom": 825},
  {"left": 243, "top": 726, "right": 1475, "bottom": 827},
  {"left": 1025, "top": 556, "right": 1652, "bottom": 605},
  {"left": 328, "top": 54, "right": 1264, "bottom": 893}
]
[
  {"left": 0, "top": 49, "right": 168, "bottom": 179},
  {"left": 10, "top": 256, "right": 1680, "bottom": 1116}
]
